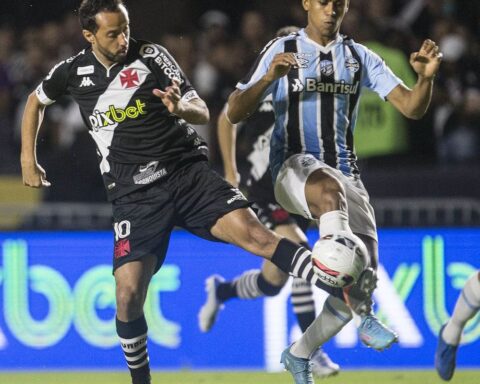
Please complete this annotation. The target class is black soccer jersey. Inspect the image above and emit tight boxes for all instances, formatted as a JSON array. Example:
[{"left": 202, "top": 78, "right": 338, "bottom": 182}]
[
  {"left": 236, "top": 96, "right": 277, "bottom": 202},
  {"left": 36, "top": 38, "right": 208, "bottom": 201}
]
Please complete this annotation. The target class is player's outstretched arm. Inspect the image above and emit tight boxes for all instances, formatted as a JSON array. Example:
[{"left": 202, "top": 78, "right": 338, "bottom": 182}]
[
  {"left": 387, "top": 39, "right": 443, "bottom": 120},
  {"left": 217, "top": 107, "right": 240, "bottom": 187},
  {"left": 20, "top": 91, "right": 51, "bottom": 188},
  {"left": 153, "top": 78, "right": 209, "bottom": 125},
  {"left": 228, "top": 53, "right": 297, "bottom": 124}
]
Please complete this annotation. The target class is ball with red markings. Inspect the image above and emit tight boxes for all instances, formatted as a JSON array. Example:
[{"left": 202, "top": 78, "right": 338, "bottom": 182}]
[{"left": 311, "top": 232, "right": 368, "bottom": 288}]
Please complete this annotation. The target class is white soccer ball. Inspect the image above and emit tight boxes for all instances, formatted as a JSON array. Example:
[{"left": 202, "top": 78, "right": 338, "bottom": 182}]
[{"left": 311, "top": 232, "right": 368, "bottom": 288}]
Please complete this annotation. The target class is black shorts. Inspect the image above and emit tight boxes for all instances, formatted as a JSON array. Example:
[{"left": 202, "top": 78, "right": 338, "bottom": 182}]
[{"left": 111, "top": 160, "right": 251, "bottom": 273}]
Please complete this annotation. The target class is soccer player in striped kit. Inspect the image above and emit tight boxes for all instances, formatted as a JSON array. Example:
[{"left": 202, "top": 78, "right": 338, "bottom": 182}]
[
  {"left": 199, "top": 26, "right": 339, "bottom": 379},
  {"left": 227, "top": 0, "right": 443, "bottom": 382},
  {"left": 201, "top": 98, "right": 339, "bottom": 378}
]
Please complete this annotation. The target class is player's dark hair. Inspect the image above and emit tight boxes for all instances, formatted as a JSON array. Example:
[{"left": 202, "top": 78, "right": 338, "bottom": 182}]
[
  {"left": 79, "top": 0, "right": 126, "bottom": 33},
  {"left": 275, "top": 26, "right": 300, "bottom": 38}
]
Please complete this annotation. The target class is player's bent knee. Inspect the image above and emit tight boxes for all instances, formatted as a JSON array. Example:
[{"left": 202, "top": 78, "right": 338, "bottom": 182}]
[{"left": 306, "top": 171, "right": 347, "bottom": 216}]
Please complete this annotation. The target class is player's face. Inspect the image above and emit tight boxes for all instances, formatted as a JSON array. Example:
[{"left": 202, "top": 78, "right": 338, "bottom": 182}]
[
  {"left": 85, "top": 5, "right": 130, "bottom": 65},
  {"left": 303, "top": 0, "right": 349, "bottom": 43}
]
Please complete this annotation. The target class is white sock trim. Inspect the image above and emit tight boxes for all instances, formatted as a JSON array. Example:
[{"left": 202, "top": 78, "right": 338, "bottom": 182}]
[
  {"left": 125, "top": 349, "right": 148, "bottom": 362},
  {"left": 319, "top": 210, "right": 351, "bottom": 237},
  {"left": 119, "top": 333, "right": 148, "bottom": 353},
  {"left": 127, "top": 356, "right": 149, "bottom": 369}
]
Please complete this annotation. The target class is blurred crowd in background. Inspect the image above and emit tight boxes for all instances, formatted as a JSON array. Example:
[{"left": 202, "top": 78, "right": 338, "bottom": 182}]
[{"left": 0, "top": 0, "right": 479, "bottom": 203}]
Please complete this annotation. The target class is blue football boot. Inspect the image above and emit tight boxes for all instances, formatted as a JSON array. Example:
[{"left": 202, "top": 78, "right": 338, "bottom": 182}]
[
  {"left": 435, "top": 324, "right": 458, "bottom": 381},
  {"left": 358, "top": 315, "right": 398, "bottom": 351}
]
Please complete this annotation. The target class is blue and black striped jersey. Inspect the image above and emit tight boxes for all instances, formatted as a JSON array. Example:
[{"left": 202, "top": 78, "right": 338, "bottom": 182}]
[{"left": 236, "top": 29, "right": 403, "bottom": 180}]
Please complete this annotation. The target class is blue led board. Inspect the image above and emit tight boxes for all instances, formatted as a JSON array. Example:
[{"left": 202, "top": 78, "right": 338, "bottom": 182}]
[{"left": 0, "top": 229, "right": 478, "bottom": 369}]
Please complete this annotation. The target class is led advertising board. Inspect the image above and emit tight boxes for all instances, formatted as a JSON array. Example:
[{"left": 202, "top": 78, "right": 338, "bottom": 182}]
[{"left": 0, "top": 229, "right": 478, "bottom": 370}]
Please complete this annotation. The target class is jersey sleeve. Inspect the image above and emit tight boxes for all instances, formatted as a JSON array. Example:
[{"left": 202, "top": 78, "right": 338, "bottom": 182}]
[
  {"left": 361, "top": 48, "right": 403, "bottom": 100},
  {"left": 35, "top": 60, "right": 70, "bottom": 105},
  {"left": 142, "top": 43, "right": 199, "bottom": 102},
  {"left": 236, "top": 37, "right": 284, "bottom": 94}
]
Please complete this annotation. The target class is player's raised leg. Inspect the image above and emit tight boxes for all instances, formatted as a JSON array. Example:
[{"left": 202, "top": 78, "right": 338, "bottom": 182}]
[
  {"left": 435, "top": 271, "right": 480, "bottom": 381},
  {"left": 277, "top": 157, "right": 398, "bottom": 350},
  {"left": 209, "top": 207, "right": 341, "bottom": 298},
  {"left": 262, "top": 160, "right": 396, "bottom": 384}
]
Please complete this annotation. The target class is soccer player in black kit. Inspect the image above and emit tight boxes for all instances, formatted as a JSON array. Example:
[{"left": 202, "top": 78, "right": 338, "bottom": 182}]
[{"left": 21, "top": 1, "right": 371, "bottom": 383}]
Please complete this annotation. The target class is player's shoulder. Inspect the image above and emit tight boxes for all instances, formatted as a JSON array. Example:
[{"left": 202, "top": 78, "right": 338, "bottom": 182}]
[
  {"left": 260, "top": 31, "right": 300, "bottom": 55},
  {"left": 341, "top": 35, "right": 366, "bottom": 52},
  {"left": 340, "top": 35, "right": 386, "bottom": 69},
  {"left": 342, "top": 35, "right": 379, "bottom": 59},
  {"left": 131, "top": 38, "right": 187, "bottom": 84},
  {"left": 133, "top": 38, "right": 180, "bottom": 69},
  {"left": 45, "top": 48, "right": 90, "bottom": 79},
  {"left": 132, "top": 38, "right": 170, "bottom": 60}
]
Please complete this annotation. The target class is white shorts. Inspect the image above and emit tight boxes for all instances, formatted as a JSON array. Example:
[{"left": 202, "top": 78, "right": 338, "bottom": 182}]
[{"left": 274, "top": 154, "right": 377, "bottom": 240}]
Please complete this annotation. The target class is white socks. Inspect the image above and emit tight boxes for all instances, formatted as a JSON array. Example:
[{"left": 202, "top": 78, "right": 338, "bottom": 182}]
[
  {"left": 290, "top": 295, "right": 352, "bottom": 358},
  {"left": 319, "top": 210, "right": 352, "bottom": 237},
  {"left": 442, "top": 271, "right": 480, "bottom": 345},
  {"left": 288, "top": 212, "right": 355, "bottom": 358}
]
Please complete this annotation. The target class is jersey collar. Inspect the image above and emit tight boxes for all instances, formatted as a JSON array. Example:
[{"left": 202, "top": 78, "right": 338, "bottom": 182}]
[
  {"left": 91, "top": 50, "right": 119, "bottom": 77},
  {"left": 299, "top": 29, "right": 343, "bottom": 53}
]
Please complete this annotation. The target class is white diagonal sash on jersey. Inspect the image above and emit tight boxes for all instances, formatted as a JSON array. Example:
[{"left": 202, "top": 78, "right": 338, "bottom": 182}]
[
  {"left": 247, "top": 125, "right": 273, "bottom": 181},
  {"left": 89, "top": 60, "right": 151, "bottom": 174}
]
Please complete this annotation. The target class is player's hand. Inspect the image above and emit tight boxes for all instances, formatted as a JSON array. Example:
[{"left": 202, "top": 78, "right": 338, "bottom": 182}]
[
  {"left": 153, "top": 78, "right": 185, "bottom": 115},
  {"left": 21, "top": 162, "right": 51, "bottom": 188},
  {"left": 263, "top": 53, "right": 298, "bottom": 83},
  {"left": 410, "top": 39, "right": 443, "bottom": 79}
]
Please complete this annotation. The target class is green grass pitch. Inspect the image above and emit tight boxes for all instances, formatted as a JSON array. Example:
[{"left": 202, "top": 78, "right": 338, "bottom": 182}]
[{"left": 1, "top": 370, "right": 479, "bottom": 384}]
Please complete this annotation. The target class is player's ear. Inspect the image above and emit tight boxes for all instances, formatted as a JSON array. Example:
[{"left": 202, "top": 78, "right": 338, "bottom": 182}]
[
  {"left": 82, "top": 29, "right": 95, "bottom": 45},
  {"left": 302, "top": 0, "right": 310, "bottom": 12}
]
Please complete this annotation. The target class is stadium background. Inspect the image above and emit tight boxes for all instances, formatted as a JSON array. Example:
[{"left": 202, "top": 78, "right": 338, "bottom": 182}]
[{"left": 0, "top": 0, "right": 479, "bottom": 381}]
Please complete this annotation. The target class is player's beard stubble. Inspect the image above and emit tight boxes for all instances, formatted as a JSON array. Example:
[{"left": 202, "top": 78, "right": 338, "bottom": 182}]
[{"left": 96, "top": 41, "right": 128, "bottom": 64}]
